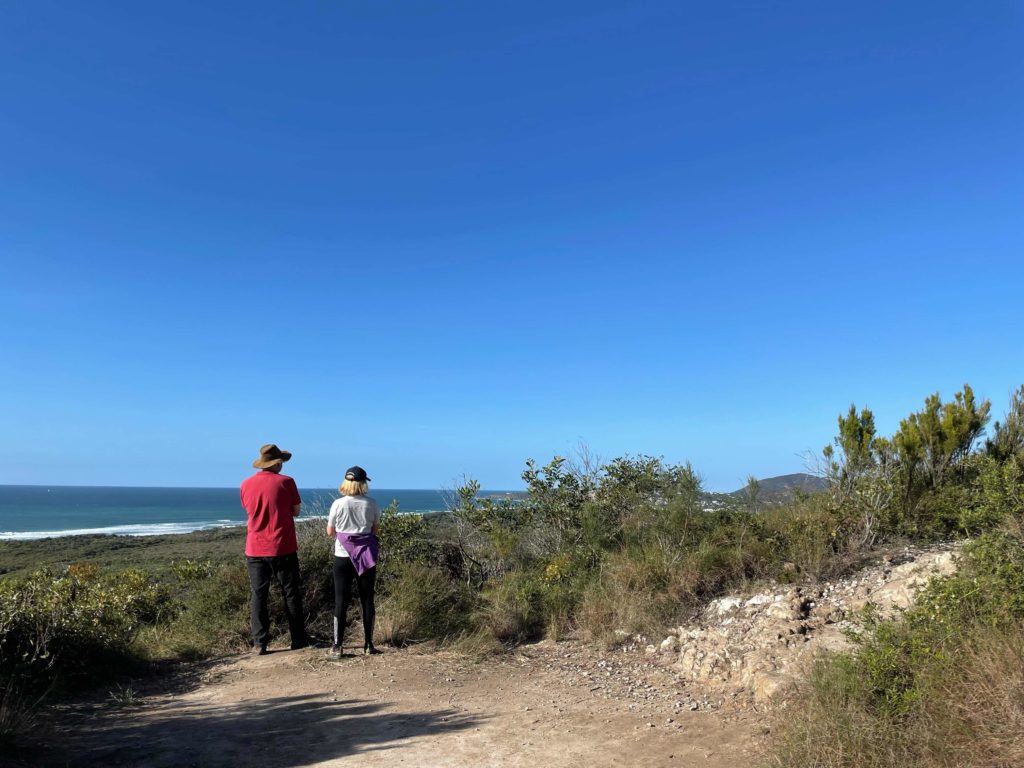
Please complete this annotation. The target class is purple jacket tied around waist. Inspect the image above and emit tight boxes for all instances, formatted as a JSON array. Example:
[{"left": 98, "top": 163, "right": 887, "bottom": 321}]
[{"left": 336, "top": 532, "right": 379, "bottom": 575}]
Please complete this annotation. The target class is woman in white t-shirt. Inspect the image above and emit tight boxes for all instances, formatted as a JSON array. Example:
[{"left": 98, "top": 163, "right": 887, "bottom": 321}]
[{"left": 325, "top": 465, "right": 381, "bottom": 658}]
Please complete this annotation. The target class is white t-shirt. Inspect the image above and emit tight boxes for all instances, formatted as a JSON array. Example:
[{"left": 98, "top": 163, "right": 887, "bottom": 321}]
[{"left": 327, "top": 495, "right": 381, "bottom": 558}]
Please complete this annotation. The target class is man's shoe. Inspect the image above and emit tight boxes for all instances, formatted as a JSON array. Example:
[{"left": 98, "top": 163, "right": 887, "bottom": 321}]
[
  {"left": 328, "top": 645, "right": 343, "bottom": 660},
  {"left": 363, "top": 643, "right": 381, "bottom": 655},
  {"left": 254, "top": 644, "right": 268, "bottom": 656}
]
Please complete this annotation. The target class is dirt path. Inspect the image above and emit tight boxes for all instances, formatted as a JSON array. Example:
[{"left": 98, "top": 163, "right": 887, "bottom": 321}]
[{"left": 38, "top": 641, "right": 769, "bottom": 768}]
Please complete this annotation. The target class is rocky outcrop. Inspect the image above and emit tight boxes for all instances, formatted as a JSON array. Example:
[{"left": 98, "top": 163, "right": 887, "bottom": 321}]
[{"left": 648, "top": 545, "right": 959, "bottom": 707}]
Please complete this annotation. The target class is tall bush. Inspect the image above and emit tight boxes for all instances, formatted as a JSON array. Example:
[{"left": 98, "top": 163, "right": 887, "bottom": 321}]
[{"left": 0, "top": 565, "right": 169, "bottom": 740}]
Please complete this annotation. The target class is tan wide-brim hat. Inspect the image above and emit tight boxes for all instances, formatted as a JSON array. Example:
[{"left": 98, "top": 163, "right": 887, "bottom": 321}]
[{"left": 252, "top": 443, "right": 292, "bottom": 469}]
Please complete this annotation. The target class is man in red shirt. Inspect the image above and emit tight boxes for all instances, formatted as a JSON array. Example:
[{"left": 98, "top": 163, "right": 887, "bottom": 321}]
[{"left": 240, "top": 443, "right": 310, "bottom": 654}]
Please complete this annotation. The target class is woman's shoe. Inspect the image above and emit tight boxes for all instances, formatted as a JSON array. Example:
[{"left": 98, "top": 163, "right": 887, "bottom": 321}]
[{"left": 363, "top": 643, "right": 381, "bottom": 655}]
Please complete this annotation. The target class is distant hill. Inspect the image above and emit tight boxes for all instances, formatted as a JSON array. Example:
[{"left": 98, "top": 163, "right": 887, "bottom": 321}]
[
  {"left": 730, "top": 472, "right": 828, "bottom": 496},
  {"left": 726, "top": 472, "right": 828, "bottom": 502},
  {"left": 700, "top": 473, "right": 827, "bottom": 507}
]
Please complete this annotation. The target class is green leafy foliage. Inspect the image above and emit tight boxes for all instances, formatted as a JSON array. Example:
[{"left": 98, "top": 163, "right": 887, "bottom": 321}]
[
  {"left": 985, "top": 384, "right": 1024, "bottom": 462},
  {"left": 825, "top": 404, "right": 878, "bottom": 490},
  {"left": 169, "top": 559, "right": 215, "bottom": 582},
  {"left": 0, "top": 564, "right": 170, "bottom": 740},
  {"left": 377, "top": 503, "right": 433, "bottom": 569},
  {"left": 895, "top": 384, "right": 991, "bottom": 492},
  {"left": 0, "top": 565, "right": 169, "bottom": 687},
  {"left": 771, "top": 531, "right": 1024, "bottom": 767},
  {"left": 143, "top": 562, "right": 251, "bottom": 659},
  {"left": 817, "top": 384, "right": 1011, "bottom": 543}
]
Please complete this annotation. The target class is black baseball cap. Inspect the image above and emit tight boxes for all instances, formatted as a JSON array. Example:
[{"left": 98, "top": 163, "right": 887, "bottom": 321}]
[{"left": 345, "top": 466, "right": 371, "bottom": 482}]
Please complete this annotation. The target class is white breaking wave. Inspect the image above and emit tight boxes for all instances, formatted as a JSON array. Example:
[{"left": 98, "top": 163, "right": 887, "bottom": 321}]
[{"left": 0, "top": 520, "right": 245, "bottom": 541}]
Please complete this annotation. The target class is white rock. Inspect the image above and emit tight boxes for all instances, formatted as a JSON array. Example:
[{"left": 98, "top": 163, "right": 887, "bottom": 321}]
[
  {"left": 712, "top": 597, "right": 744, "bottom": 615},
  {"left": 667, "top": 543, "right": 962, "bottom": 704},
  {"left": 766, "top": 603, "right": 799, "bottom": 621}
]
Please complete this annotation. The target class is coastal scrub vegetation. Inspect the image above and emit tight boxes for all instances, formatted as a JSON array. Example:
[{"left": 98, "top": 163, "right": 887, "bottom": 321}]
[
  {"left": 1, "top": 383, "right": 1022, "bottom": 763},
  {"left": 768, "top": 384, "right": 1024, "bottom": 768},
  {"left": 770, "top": 531, "right": 1024, "bottom": 768},
  {"left": 0, "top": 564, "right": 170, "bottom": 742}
]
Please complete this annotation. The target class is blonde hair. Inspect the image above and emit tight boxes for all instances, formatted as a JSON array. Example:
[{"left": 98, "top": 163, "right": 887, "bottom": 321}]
[{"left": 339, "top": 479, "right": 369, "bottom": 496}]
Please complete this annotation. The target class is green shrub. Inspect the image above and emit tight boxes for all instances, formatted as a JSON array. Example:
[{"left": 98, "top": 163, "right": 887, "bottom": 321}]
[
  {"left": 294, "top": 518, "right": 334, "bottom": 639},
  {"left": 769, "top": 531, "right": 1024, "bottom": 767},
  {"left": 536, "top": 553, "right": 587, "bottom": 639},
  {"left": 915, "top": 532, "right": 1024, "bottom": 626},
  {"left": 970, "top": 454, "right": 1024, "bottom": 533},
  {"left": 771, "top": 622, "right": 1024, "bottom": 768},
  {"left": 0, "top": 564, "right": 169, "bottom": 741},
  {"left": 478, "top": 570, "right": 544, "bottom": 643},
  {"left": 575, "top": 539, "right": 752, "bottom": 643},
  {"left": 376, "top": 506, "right": 441, "bottom": 595},
  {"left": 169, "top": 559, "right": 216, "bottom": 582},
  {"left": 849, "top": 532, "right": 1024, "bottom": 717},
  {"left": 140, "top": 562, "right": 250, "bottom": 659},
  {"left": 763, "top": 497, "right": 845, "bottom": 581},
  {"left": 376, "top": 563, "right": 477, "bottom": 646},
  {"left": 576, "top": 569, "right": 656, "bottom": 645},
  {"left": 0, "top": 565, "right": 168, "bottom": 686},
  {"left": 378, "top": 506, "right": 435, "bottom": 568}
]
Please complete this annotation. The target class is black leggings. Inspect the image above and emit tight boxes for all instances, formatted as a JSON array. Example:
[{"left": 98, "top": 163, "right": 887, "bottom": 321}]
[{"left": 333, "top": 556, "right": 376, "bottom": 648}]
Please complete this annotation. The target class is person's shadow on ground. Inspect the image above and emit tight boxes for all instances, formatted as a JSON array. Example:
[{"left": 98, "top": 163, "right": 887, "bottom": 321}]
[{"left": 37, "top": 692, "right": 484, "bottom": 768}]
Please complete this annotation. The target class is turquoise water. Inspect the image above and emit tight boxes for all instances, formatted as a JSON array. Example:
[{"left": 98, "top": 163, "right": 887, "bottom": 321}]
[{"left": 0, "top": 485, "right": 481, "bottom": 540}]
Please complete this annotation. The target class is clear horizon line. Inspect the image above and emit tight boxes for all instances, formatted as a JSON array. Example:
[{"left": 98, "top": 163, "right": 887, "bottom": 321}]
[{"left": 0, "top": 482, "right": 527, "bottom": 492}]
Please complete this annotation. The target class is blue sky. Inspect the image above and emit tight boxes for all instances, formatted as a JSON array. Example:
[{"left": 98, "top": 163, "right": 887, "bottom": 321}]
[{"left": 1, "top": 1, "right": 1022, "bottom": 491}]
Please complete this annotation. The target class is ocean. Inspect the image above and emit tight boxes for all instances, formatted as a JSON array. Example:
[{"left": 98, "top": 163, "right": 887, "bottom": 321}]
[{"left": 0, "top": 485, "right": 471, "bottom": 540}]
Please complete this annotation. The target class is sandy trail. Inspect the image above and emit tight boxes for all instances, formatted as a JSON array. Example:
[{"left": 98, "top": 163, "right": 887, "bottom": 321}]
[{"left": 39, "top": 641, "right": 768, "bottom": 768}]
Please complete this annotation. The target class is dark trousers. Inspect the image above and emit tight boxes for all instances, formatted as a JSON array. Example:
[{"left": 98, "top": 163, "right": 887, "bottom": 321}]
[
  {"left": 247, "top": 552, "right": 306, "bottom": 647},
  {"left": 333, "top": 556, "right": 376, "bottom": 648}
]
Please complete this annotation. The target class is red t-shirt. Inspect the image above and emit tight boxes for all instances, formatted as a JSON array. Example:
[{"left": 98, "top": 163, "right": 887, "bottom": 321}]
[{"left": 240, "top": 471, "right": 301, "bottom": 556}]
